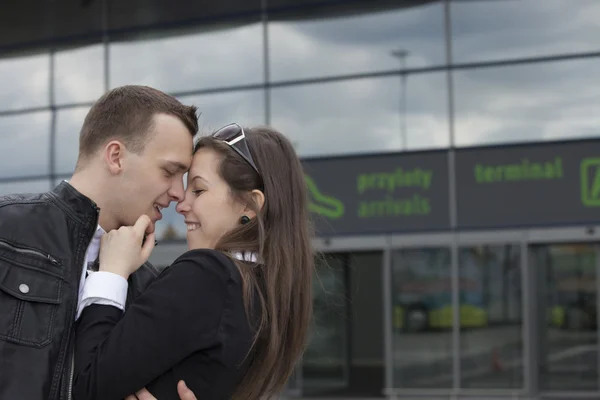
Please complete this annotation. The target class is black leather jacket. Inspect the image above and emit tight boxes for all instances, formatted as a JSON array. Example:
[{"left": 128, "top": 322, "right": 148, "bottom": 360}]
[{"left": 0, "top": 181, "right": 159, "bottom": 400}]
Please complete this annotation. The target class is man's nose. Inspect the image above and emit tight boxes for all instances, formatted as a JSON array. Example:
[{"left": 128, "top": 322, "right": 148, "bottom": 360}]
[
  {"left": 176, "top": 199, "right": 190, "bottom": 214},
  {"left": 169, "top": 180, "right": 185, "bottom": 202}
]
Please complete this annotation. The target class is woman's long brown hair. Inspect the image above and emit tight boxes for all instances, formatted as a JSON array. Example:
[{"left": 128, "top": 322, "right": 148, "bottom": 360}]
[{"left": 194, "top": 126, "right": 314, "bottom": 399}]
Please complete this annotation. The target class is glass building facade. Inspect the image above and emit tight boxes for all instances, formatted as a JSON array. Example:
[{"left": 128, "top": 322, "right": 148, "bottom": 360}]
[{"left": 3, "top": 0, "right": 600, "bottom": 398}]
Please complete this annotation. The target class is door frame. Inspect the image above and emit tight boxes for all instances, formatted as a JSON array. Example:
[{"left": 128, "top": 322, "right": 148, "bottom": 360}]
[
  {"left": 385, "top": 230, "right": 528, "bottom": 399},
  {"left": 300, "top": 251, "right": 352, "bottom": 393},
  {"left": 526, "top": 226, "right": 600, "bottom": 399},
  {"left": 384, "top": 225, "right": 600, "bottom": 399},
  {"left": 309, "top": 236, "right": 387, "bottom": 396}
]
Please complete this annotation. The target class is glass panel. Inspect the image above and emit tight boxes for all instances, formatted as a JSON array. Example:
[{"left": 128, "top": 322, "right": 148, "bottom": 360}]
[
  {"left": 0, "top": 112, "right": 51, "bottom": 178},
  {"left": 303, "top": 254, "right": 348, "bottom": 393},
  {"left": 271, "top": 74, "right": 449, "bottom": 157},
  {"left": 0, "top": 54, "right": 49, "bottom": 111},
  {"left": 108, "top": 1, "right": 262, "bottom": 32},
  {"left": 51, "top": 0, "right": 103, "bottom": 42},
  {"left": 347, "top": 252, "right": 384, "bottom": 396},
  {"left": 55, "top": 44, "right": 104, "bottom": 105},
  {"left": 154, "top": 202, "right": 187, "bottom": 242},
  {"left": 269, "top": 2, "right": 445, "bottom": 81},
  {"left": 391, "top": 247, "right": 452, "bottom": 388},
  {"left": 454, "top": 59, "right": 600, "bottom": 147},
  {"left": 178, "top": 90, "right": 265, "bottom": 133},
  {"left": 110, "top": 23, "right": 263, "bottom": 92},
  {"left": 531, "top": 243, "right": 598, "bottom": 391},
  {"left": 459, "top": 245, "right": 523, "bottom": 389},
  {"left": 451, "top": 0, "right": 600, "bottom": 63},
  {"left": 0, "top": 179, "right": 51, "bottom": 197},
  {"left": 267, "top": 0, "right": 356, "bottom": 9},
  {"left": 55, "top": 106, "right": 91, "bottom": 175}
]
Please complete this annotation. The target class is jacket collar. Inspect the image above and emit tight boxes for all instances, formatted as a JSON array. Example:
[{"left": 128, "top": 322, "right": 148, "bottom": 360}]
[{"left": 49, "top": 181, "right": 99, "bottom": 221}]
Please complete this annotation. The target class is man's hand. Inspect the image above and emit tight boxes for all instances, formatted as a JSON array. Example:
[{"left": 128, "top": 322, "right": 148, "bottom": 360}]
[{"left": 125, "top": 380, "right": 197, "bottom": 400}]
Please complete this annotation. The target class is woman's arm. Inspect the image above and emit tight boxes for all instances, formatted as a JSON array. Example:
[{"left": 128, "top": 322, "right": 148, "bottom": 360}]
[{"left": 73, "top": 250, "right": 231, "bottom": 400}]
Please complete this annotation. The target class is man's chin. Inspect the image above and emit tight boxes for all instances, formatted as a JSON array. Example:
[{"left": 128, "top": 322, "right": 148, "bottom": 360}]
[
  {"left": 146, "top": 220, "right": 157, "bottom": 234},
  {"left": 138, "top": 216, "right": 157, "bottom": 234}
]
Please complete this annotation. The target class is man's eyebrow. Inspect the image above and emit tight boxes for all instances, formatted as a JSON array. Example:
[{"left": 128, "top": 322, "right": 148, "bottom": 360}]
[{"left": 164, "top": 161, "right": 189, "bottom": 171}]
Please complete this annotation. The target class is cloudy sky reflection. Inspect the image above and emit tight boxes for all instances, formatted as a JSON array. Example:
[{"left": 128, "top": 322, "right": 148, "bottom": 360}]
[{"left": 2, "top": 0, "right": 600, "bottom": 239}]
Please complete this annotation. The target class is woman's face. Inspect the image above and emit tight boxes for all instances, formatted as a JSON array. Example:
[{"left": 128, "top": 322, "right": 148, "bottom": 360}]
[{"left": 176, "top": 148, "right": 246, "bottom": 250}]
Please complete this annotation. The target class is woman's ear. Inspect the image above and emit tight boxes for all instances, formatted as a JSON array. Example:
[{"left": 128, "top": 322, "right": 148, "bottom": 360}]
[
  {"left": 243, "top": 189, "right": 265, "bottom": 218},
  {"left": 251, "top": 189, "right": 265, "bottom": 211}
]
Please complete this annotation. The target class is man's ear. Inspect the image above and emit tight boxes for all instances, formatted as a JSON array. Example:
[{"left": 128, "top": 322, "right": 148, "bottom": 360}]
[
  {"left": 104, "top": 140, "right": 126, "bottom": 175},
  {"left": 243, "top": 189, "right": 265, "bottom": 219}
]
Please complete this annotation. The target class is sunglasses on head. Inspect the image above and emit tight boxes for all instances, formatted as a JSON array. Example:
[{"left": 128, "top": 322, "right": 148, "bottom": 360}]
[{"left": 212, "top": 123, "right": 261, "bottom": 178}]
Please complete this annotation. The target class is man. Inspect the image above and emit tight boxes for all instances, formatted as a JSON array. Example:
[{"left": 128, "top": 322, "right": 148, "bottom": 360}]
[{"left": 0, "top": 85, "right": 198, "bottom": 400}]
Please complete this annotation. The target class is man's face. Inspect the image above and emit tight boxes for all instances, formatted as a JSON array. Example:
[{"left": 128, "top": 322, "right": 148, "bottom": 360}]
[{"left": 115, "top": 113, "right": 193, "bottom": 233}]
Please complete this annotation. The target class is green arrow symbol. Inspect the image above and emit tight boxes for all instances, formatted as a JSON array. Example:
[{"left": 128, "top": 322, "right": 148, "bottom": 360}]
[{"left": 305, "top": 175, "right": 344, "bottom": 219}]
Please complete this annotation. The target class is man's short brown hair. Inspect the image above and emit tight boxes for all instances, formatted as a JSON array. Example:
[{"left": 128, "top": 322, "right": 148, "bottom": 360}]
[{"left": 76, "top": 85, "right": 198, "bottom": 168}]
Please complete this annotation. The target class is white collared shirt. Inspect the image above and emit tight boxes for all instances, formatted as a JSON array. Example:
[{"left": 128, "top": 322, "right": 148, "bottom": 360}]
[
  {"left": 60, "top": 179, "right": 128, "bottom": 320},
  {"left": 75, "top": 225, "right": 128, "bottom": 320}
]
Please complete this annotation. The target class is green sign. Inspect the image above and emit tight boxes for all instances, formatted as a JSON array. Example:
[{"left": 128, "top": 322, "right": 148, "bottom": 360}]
[
  {"left": 302, "top": 152, "right": 450, "bottom": 236},
  {"left": 456, "top": 140, "right": 600, "bottom": 229},
  {"left": 581, "top": 157, "right": 600, "bottom": 207},
  {"left": 474, "top": 157, "right": 563, "bottom": 184}
]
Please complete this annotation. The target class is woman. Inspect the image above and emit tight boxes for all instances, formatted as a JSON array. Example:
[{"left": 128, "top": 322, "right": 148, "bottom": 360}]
[{"left": 73, "top": 124, "right": 314, "bottom": 400}]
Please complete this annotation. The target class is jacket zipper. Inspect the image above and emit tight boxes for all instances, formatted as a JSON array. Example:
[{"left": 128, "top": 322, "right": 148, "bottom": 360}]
[
  {"left": 67, "top": 353, "right": 74, "bottom": 400},
  {"left": 63, "top": 203, "right": 100, "bottom": 400},
  {"left": 0, "top": 239, "right": 60, "bottom": 265}
]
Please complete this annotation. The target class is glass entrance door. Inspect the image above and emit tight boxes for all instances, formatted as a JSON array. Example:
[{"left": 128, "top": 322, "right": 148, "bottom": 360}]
[
  {"left": 302, "top": 253, "right": 349, "bottom": 392},
  {"left": 530, "top": 243, "right": 600, "bottom": 392},
  {"left": 301, "top": 250, "right": 385, "bottom": 396}
]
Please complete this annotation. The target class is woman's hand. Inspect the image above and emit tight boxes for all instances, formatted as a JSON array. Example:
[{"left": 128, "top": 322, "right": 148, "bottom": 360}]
[
  {"left": 99, "top": 214, "right": 156, "bottom": 279},
  {"left": 125, "top": 381, "right": 198, "bottom": 400}
]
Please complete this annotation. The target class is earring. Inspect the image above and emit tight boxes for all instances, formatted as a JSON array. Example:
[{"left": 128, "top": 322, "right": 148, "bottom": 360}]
[{"left": 240, "top": 215, "right": 250, "bottom": 225}]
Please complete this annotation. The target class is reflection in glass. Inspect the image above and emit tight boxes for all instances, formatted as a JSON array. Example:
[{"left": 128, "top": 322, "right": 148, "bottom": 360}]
[
  {"left": 451, "top": 0, "right": 600, "bottom": 63},
  {"left": 453, "top": 59, "right": 600, "bottom": 147},
  {"left": 0, "top": 54, "right": 49, "bottom": 111},
  {"left": 55, "top": 44, "right": 104, "bottom": 105},
  {"left": 0, "top": 112, "right": 50, "bottom": 178},
  {"left": 391, "top": 247, "right": 452, "bottom": 388},
  {"left": 55, "top": 107, "right": 91, "bottom": 174},
  {"left": 459, "top": 245, "right": 522, "bottom": 389},
  {"left": 178, "top": 90, "right": 265, "bottom": 134},
  {"left": 110, "top": 23, "right": 263, "bottom": 92},
  {"left": 0, "top": 179, "right": 51, "bottom": 197},
  {"left": 531, "top": 244, "right": 598, "bottom": 391},
  {"left": 269, "top": 2, "right": 445, "bottom": 81},
  {"left": 271, "top": 74, "right": 449, "bottom": 157},
  {"left": 303, "top": 254, "right": 348, "bottom": 391}
]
